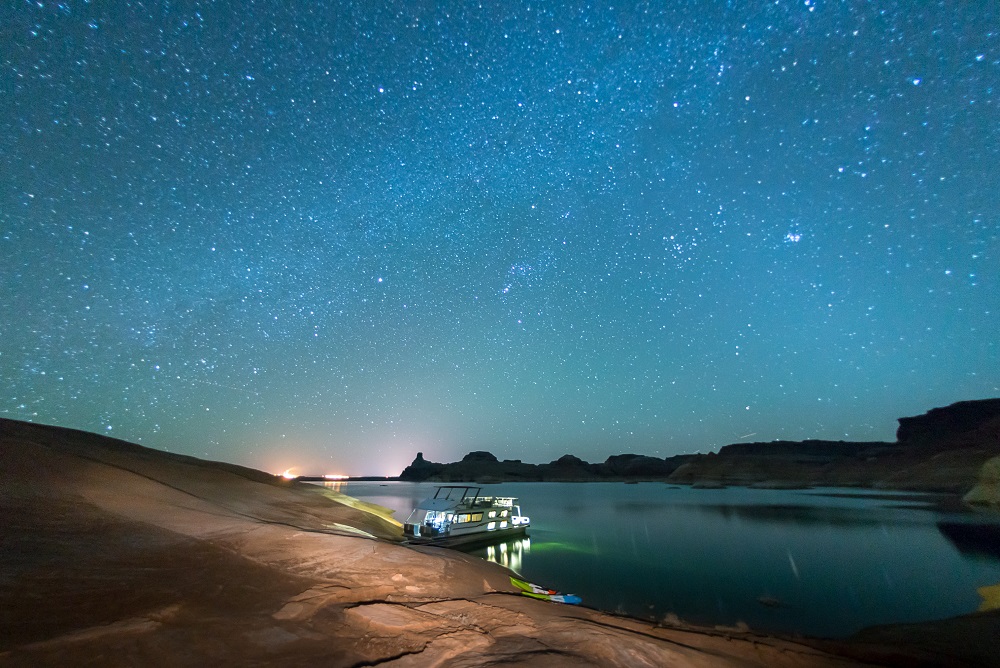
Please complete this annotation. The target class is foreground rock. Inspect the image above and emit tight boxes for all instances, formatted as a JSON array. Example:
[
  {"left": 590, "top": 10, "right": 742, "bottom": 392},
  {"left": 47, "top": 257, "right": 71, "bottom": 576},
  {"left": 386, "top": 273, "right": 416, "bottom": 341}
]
[
  {"left": 1, "top": 418, "right": 997, "bottom": 667},
  {"left": 401, "top": 399, "right": 1000, "bottom": 494}
]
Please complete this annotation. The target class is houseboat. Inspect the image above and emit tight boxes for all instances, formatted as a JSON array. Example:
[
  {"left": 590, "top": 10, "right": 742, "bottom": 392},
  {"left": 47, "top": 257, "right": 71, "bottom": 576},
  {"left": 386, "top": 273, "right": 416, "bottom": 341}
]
[{"left": 403, "top": 485, "right": 529, "bottom": 547}]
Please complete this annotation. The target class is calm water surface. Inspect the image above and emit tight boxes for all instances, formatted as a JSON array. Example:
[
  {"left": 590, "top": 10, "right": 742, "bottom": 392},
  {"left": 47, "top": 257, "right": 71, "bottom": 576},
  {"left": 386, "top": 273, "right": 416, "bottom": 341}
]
[{"left": 332, "top": 481, "right": 1000, "bottom": 637}]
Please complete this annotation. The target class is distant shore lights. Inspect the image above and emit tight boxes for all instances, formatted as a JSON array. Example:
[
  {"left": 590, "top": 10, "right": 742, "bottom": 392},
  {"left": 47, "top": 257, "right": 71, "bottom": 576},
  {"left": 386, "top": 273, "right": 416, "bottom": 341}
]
[{"left": 278, "top": 468, "right": 349, "bottom": 480}]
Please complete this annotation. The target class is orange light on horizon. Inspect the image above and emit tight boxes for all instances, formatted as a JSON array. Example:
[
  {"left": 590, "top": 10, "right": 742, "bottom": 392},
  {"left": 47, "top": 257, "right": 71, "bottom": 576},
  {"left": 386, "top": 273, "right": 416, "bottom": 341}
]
[{"left": 280, "top": 468, "right": 298, "bottom": 479}]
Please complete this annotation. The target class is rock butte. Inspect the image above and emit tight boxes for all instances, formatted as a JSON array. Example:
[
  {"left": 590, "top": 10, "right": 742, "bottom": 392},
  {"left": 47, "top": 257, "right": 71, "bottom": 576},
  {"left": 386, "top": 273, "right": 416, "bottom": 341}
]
[{"left": 1, "top": 417, "right": 998, "bottom": 667}]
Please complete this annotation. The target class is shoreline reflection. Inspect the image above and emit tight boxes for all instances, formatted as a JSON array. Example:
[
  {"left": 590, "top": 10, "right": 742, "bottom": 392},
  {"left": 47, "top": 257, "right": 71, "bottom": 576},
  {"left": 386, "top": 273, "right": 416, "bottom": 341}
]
[{"left": 480, "top": 537, "right": 531, "bottom": 574}]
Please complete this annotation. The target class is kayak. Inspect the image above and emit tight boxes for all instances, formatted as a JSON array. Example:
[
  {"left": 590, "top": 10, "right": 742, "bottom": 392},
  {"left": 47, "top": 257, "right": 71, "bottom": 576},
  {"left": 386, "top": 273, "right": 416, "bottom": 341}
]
[{"left": 510, "top": 576, "right": 582, "bottom": 605}]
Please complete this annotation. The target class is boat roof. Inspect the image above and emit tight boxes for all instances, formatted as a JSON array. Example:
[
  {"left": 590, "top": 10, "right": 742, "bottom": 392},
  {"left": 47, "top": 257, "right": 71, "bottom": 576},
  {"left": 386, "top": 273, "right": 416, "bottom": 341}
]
[
  {"left": 414, "top": 497, "right": 468, "bottom": 512},
  {"left": 413, "top": 485, "right": 519, "bottom": 512},
  {"left": 431, "top": 485, "right": 483, "bottom": 501}
]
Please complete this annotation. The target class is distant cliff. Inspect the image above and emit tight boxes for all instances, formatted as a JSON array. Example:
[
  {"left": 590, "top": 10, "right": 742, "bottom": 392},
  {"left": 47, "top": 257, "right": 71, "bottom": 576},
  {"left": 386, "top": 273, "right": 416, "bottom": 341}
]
[
  {"left": 399, "top": 399, "right": 1000, "bottom": 494},
  {"left": 399, "top": 450, "right": 695, "bottom": 482},
  {"left": 670, "top": 398, "right": 1000, "bottom": 493}
]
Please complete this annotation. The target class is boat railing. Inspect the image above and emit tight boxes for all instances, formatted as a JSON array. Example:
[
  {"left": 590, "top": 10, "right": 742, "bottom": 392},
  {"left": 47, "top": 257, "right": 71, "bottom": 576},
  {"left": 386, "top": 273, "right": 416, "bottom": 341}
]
[{"left": 464, "top": 496, "right": 518, "bottom": 508}]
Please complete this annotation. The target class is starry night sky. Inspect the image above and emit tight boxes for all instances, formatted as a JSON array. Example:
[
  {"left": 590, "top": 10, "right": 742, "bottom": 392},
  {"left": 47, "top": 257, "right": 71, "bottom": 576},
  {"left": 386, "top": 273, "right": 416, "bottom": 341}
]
[{"left": 2, "top": 1, "right": 998, "bottom": 476}]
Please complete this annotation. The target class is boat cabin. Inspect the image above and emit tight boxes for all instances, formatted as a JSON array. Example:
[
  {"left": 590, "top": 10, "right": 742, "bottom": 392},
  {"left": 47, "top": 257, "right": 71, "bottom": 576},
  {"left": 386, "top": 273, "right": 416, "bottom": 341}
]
[{"left": 403, "top": 485, "right": 529, "bottom": 545}]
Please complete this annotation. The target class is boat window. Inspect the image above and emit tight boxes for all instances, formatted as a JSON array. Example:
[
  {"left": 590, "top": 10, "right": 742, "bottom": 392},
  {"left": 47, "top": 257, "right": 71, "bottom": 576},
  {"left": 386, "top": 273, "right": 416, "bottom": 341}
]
[
  {"left": 487, "top": 522, "right": 497, "bottom": 531},
  {"left": 488, "top": 510, "right": 497, "bottom": 518},
  {"left": 500, "top": 521, "right": 508, "bottom": 529},
  {"left": 423, "top": 510, "right": 451, "bottom": 530},
  {"left": 471, "top": 513, "right": 483, "bottom": 522},
  {"left": 500, "top": 510, "right": 508, "bottom": 517}
]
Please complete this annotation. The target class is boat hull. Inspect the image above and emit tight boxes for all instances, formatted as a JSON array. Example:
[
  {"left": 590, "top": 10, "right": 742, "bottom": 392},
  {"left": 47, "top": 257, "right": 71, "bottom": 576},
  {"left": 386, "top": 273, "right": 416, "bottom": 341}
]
[{"left": 403, "top": 525, "right": 528, "bottom": 549}]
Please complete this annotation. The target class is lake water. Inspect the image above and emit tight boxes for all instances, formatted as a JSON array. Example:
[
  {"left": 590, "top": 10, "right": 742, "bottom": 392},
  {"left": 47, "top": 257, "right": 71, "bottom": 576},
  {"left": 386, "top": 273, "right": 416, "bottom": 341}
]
[{"left": 328, "top": 481, "right": 1000, "bottom": 638}]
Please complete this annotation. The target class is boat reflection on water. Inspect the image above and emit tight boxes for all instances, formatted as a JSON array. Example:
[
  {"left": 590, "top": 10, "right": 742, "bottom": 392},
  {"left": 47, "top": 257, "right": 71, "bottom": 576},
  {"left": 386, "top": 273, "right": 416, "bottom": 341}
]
[{"left": 481, "top": 537, "right": 531, "bottom": 574}]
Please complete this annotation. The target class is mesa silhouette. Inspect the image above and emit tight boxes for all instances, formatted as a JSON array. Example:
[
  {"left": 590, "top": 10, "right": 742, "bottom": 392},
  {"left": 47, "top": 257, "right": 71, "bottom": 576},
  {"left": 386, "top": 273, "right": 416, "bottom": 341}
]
[{"left": 400, "top": 399, "right": 1000, "bottom": 495}]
